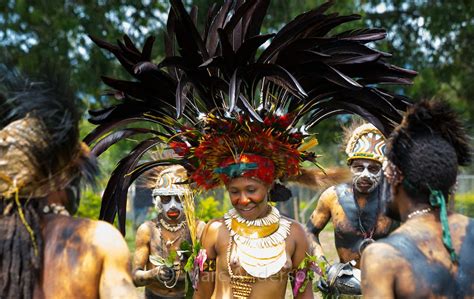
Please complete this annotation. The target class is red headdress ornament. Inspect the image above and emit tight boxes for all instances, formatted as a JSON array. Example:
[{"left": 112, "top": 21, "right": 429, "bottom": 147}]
[{"left": 86, "top": 0, "right": 416, "bottom": 233}]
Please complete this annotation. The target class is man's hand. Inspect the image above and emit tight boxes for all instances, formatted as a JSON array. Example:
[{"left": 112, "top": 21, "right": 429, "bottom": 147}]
[
  {"left": 319, "top": 261, "right": 361, "bottom": 296},
  {"left": 317, "top": 277, "right": 330, "bottom": 294},
  {"left": 152, "top": 266, "right": 176, "bottom": 283}
]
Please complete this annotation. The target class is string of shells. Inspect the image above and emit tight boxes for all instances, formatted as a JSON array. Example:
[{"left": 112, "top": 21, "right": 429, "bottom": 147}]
[
  {"left": 160, "top": 218, "right": 186, "bottom": 232},
  {"left": 224, "top": 209, "right": 291, "bottom": 248},
  {"left": 226, "top": 206, "right": 280, "bottom": 226}
]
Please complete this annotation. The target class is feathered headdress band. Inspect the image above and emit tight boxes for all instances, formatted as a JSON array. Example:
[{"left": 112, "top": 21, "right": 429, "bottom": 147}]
[{"left": 86, "top": 0, "right": 416, "bottom": 233}]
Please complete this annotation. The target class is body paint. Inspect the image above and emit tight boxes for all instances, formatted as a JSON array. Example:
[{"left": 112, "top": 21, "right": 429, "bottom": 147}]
[{"left": 351, "top": 161, "right": 382, "bottom": 193}]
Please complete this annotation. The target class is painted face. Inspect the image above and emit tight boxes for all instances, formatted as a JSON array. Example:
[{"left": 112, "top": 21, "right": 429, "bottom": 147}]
[
  {"left": 350, "top": 159, "right": 383, "bottom": 194},
  {"left": 226, "top": 177, "right": 270, "bottom": 221},
  {"left": 154, "top": 195, "right": 184, "bottom": 221}
]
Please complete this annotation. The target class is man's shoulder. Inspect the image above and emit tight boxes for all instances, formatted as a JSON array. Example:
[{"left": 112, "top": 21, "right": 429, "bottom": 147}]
[
  {"left": 362, "top": 239, "right": 401, "bottom": 267},
  {"left": 45, "top": 215, "right": 97, "bottom": 238},
  {"left": 136, "top": 220, "right": 156, "bottom": 232},
  {"left": 319, "top": 184, "right": 345, "bottom": 202},
  {"left": 66, "top": 217, "right": 128, "bottom": 253},
  {"left": 45, "top": 216, "right": 127, "bottom": 256}
]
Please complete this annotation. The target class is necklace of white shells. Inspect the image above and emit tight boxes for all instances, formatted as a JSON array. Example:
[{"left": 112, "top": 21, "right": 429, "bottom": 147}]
[{"left": 224, "top": 206, "right": 291, "bottom": 298}]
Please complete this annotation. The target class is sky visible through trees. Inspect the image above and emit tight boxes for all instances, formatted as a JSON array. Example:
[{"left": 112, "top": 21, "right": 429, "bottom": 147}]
[{"left": 1, "top": 0, "right": 473, "bottom": 172}]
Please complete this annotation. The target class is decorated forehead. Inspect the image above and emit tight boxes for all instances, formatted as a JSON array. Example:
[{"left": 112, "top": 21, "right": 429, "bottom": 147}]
[
  {"left": 214, "top": 153, "right": 275, "bottom": 186},
  {"left": 152, "top": 165, "right": 188, "bottom": 197},
  {"left": 345, "top": 123, "right": 386, "bottom": 164}
]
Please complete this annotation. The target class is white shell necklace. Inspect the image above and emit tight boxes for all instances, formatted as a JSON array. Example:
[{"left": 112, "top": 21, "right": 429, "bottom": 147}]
[
  {"left": 407, "top": 207, "right": 432, "bottom": 219},
  {"left": 159, "top": 218, "right": 186, "bottom": 232},
  {"left": 224, "top": 206, "right": 291, "bottom": 278}
]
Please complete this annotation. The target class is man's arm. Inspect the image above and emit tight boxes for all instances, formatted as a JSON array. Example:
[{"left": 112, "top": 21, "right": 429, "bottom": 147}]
[
  {"left": 306, "top": 187, "right": 334, "bottom": 259},
  {"left": 290, "top": 222, "right": 314, "bottom": 299},
  {"left": 96, "top": 222, "right": 138, "bottom": 299},
  {"left": 360, "top": 243, "right": 397, "bottom": 299},
  {"left": 132, "top": 222, "right": 160, "bottom": 286},
  {"left": 193, "top": 220, "right": 219, "bottom": 299}
]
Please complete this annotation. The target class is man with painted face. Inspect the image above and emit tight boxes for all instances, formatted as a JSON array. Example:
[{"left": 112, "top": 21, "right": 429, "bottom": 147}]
[
  {"left": 133, "top": 165, "right": 205, "bottom": 299},
  {"left": 306, "top": 123, "right": 396, "bottom": 295}
]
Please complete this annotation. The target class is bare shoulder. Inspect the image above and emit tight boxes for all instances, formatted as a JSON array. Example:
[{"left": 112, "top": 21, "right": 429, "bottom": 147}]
[
  {"left": 196, "top": 219, "right": 206, "bottom": 227},
  {"left": 283, "top": 217, "right": 310, "bottom": 248},
  {"left": 136, "top": 220, "right": 154, "bottom": 237},
  {"left": 284, "top": 217, "right": 306, "bottom": 236},
  {"left": 361, "top": 241, "right": 402, "bottom": 278},
  {"left": 91, "top": 220, "right": 129, "bottom": 253},
  {"left": 449, "top": 212, "right": 471, "bottom": 229},
  {"left": 363, "top": 241, "right": 401, "bottom": 261},
  {"left": 200, "top": 218, "right": 226, "bottom": 257},
  {"left": 361, "top": 241, "right": 401, "bottom": 298},
  {"left": 203, "top": 217, "right": 226, "bottom": 233},
  {"left": 195, "top": 219, "right": 207, "bottom": 239},
  {"left": 44, "top": 215, "right": 99, "bottom": 241},
  {"left": 200, "top": 217, "right": 227, "bottom": 241},
  {"left": 318, "top": 186, "right": 337, "bottom": 205}
]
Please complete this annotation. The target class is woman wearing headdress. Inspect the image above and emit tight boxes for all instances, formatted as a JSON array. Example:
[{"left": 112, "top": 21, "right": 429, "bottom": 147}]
[
  {"left": 361, "top": 101, "right": 474, "bottom": 298},
  {"left": 0, "top": 67, "right": 138, "bottom": 298},
  {"left": 85, "top": 0, "right": 416, "bottom": 298}
]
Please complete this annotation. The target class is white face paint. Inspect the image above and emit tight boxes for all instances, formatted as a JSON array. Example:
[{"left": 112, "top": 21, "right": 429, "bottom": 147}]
[
  {"left": 350, "top": 159, "right": 383, "bottom": 193},
  {"left": 154, "top": 195, "right": 184, "bottom": 221}
]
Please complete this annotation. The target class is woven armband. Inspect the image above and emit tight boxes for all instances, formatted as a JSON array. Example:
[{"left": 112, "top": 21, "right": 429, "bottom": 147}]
[{"left": 203, "top": 259, "right": 216, "bottom": 272}]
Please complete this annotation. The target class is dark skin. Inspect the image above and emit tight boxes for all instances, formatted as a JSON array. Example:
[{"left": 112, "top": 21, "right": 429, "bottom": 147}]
[
  {"left": 307, "top": 159, "right": 394, "bottom": 267},
  {"left": 194, "top": 177, "right": 313, "bottom": 299},
  {"left": 133, "top": 215, "right": 205, "bottom": 298},
  {"left": 35, "top": 191, "right": 137, "bottom": 299},
  {"left": 361, "top": 165, "right": 474, "bottom": 298}
]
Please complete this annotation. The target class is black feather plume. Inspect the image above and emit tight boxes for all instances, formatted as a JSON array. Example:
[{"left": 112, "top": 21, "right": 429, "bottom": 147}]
[{"left": 87, "top": 0, "right": 417, "bottom": 232}]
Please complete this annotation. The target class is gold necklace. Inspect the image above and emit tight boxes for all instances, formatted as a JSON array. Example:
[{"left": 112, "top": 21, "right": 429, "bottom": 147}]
[{"left": 224, "top": 206, "right": 291, "bottom": 279}]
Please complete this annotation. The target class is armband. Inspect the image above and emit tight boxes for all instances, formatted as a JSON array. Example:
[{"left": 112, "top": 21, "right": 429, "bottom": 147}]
[{"left": 202, "top": 258, "right": 216, "bottom": 272}]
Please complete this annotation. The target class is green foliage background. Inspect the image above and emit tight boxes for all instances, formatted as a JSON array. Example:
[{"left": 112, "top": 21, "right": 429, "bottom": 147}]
[{"left": 1, "top": 0, "right": 473, "bottom": 226}]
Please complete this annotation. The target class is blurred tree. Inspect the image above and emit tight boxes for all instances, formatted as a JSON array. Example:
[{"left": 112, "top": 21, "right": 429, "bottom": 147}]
[
  {"left": 2, "top": 0, "right": 472, "bottom": 219},
  {"left": 196, "top": 196, "right": 225, "bottom": 222},
  {"left": 0, "top": 0, "right": 169, "bottom": 109},
  {"left": 362, "top": 0, "right": 474, "bottom": 122}
]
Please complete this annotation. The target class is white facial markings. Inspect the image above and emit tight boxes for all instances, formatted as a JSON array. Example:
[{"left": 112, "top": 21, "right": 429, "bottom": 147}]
[
  {"left": 351, "top": 161, "right": 383, "bottom": 193},
  {"left": 162, "top": 195, "right": 183, "bottom": 213},
  {"left": 154, "top": 195, "right": 184, "bottom": 217}
]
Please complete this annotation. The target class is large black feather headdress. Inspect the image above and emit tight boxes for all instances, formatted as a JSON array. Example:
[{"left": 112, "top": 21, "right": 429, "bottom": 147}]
[{"left": 86, "top": 0, "right": 416, "bottom": 233}]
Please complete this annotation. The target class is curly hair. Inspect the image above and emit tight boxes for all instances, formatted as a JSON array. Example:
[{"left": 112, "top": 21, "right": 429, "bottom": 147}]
[{"left": 386, "top": 100, "right": 472, "bottom": 202}]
